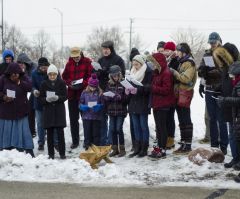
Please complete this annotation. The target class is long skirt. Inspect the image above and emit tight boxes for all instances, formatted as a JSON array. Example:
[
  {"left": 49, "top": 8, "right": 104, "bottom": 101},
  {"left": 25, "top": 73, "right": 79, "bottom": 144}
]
[{"left": 0, "top": 116, "right": 34, "bottom": 150}]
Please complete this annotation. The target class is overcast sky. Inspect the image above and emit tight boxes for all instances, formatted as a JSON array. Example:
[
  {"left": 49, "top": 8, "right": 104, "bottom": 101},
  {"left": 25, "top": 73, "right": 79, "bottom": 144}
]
[{"left": 4, "top": 0, "right": 240, "bottom": 52}]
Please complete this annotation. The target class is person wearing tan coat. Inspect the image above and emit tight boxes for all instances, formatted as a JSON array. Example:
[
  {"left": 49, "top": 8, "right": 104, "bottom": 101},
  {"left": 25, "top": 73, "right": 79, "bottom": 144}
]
[{"left": 170, "top": 43, "right": 197, "bottom": 154}]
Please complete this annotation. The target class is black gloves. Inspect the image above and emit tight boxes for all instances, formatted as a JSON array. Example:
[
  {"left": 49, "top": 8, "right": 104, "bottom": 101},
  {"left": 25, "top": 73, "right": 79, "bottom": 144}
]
[{"left": 199, "top": 84, "right": 205, "bottom": 98}]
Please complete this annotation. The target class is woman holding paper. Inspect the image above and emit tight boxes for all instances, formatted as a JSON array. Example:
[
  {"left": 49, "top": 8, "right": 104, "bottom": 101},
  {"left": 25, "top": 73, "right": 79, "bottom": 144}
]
[
  {"left": 127, "top": 55, "right": 152, "bottom": 158},
  {"left": 0, "top": 62, "right": 34, "bottom": 157}
]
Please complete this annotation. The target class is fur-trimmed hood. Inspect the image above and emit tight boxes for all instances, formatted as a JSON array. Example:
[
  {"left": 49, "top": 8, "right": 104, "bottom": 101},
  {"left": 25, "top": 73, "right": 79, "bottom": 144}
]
[
  {"left": 213, "top": 46, "right": 234, "bottom": 69},
  {"left": 147, "top": 53, "right": 167, "bottom": 73}
]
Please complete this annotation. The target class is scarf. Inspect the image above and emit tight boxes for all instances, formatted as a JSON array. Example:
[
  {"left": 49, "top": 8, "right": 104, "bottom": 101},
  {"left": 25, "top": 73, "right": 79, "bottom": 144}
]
[
  {"left": 130, "top": 63, "right": 147, "bottom": 83},
  {"left": 232, "top": 75, "right": 240, "bottom": 87}
]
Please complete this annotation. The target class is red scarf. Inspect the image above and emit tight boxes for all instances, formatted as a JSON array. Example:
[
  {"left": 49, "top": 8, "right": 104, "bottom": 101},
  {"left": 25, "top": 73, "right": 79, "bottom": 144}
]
[{"left": 231, "top": 75, "right": 240, "bottom": 87}]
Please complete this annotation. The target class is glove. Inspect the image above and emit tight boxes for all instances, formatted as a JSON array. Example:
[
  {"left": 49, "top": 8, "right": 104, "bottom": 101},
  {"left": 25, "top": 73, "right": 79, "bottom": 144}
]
[
  {"left": 92, "top": 104, "right": 103, "bottom": 112},
  {"left": 216, "top": 96, "right": 225, "bottom": 107},
  {"left": 79, "top": 104, "right": 90, "bottom": 112},
  {"left": 33, "top": 90, "right": 40, "bottom": 97},
  {"left": 46, "top": 97, "right": 53, "bottom": 103},
  {"left": 3, "top": 95, "right": 13, "bottom": 102},
  {"left": 130, "top": 87, "right": 137, "bottom": 95},
  {"left": 199, "top": 84, "right": 205, "bottom": 98},
  {"left": 125, "top": 88, "right": 130, "bottom": 95},
  {"left": 114, "top": 94, "right": 121, "bottom": 101},
  {"left": 51, "top": 95, "right": 59, "bottom": 102}
]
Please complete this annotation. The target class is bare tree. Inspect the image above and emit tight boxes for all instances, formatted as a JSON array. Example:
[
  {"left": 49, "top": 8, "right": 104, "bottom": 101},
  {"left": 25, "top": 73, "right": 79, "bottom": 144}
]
[
  {"left": 86, "top": 26, "right": 125, "bottom": 60},
  {"left": 32, "top": 29, "right": 51, "bottom": 59},
  {"left": 171, "top": 28, "right": 207, "bottom": 65}
]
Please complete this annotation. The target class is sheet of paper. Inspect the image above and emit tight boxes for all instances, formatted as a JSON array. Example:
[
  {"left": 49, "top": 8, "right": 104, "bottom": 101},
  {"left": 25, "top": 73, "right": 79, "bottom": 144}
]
[
  {"left": 203, "top": 56, "right": 215, "bottom": 67},
  {"left": 131, "top": 79, "right": 143, "bottom": 86},
  {"left": 103, "top": 91, "right": 116, "bottom": 98},
  {"left": 88, "top": 101, "right": 97, "bottom": 108},
  {"left": 91, "top": 62, "right": 102, "bottom": 71},
  {"left": 46, "top": 91, "right": 56, "bottom": 98},
  {"left": 7, "top": 89, "right": 16, "bottom": 98},
  {"left": 72, "top": 79, "right": 83, "bottom": 85},
  {"left": 120, "top": 79, "right": 134, "bottom": 89}
]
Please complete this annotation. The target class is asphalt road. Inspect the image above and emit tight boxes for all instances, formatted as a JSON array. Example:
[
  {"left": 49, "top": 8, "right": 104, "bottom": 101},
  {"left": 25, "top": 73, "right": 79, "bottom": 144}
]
[{"left": 0, "top": 181, "right": 239, "bottom": 199}]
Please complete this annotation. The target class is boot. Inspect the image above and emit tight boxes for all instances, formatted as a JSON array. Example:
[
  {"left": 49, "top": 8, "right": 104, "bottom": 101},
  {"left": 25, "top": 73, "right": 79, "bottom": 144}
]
[
  {"left": 173, "top": 142, "right": 185, "bottom": 154},
  {"left": 234, "top": 173, "right": 240, "bottom": 183},
  {"left": 166, "top": 137, "right": 175, "bottom": 149},
  {"left": 118, "top": 145, "right": 126, "bottom": 157},
  {"left": 224, "top": 159, "right": 239, "bottom": 169},
  {"left": 138, "top": 142, "right": 149, "bottom": 157},
  {"left": 109, "top": 145, "right": 119, "bottom": 157},
  {"left": 129, "top": 141, "right": 141, "bottom": 158}
]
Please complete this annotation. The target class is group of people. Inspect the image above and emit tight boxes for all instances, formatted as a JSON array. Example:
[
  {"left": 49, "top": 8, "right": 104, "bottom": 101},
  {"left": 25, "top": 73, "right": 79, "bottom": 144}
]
[{"left": 0, "top": 31, "right": 240, "bottom": 183}]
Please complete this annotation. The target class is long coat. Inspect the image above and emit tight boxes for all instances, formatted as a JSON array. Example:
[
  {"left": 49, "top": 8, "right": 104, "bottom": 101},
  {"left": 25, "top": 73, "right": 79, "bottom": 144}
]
[
  {"left": 39, "top": 78, "right": 67, "bottom": 129},
  {"left": 0, "top": 63, "right": 32, "bottom": 120}
]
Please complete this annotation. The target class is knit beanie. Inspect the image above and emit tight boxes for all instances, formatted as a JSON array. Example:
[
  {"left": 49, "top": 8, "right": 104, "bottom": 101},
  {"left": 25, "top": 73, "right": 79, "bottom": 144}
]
[
  {"left": 157, "top": 41, "right": 166, "bottom": 50},
  {"left": 129, "top": 47, "right": 140, "bottom": 62},
  {"left": 164, "top": 42, "right": 176, "bottom": 51},
  {"left": 47, "top": 64, "right": 58, "bottom": 74},
  {"left": 38, "top": 57, "right": 50, "bottom": 66},
  {"left": 132, "top": 55, "right": 145, "bottom": 65},
  {"left": 88, "top": 73, "right": 99, "bottom": 87}
]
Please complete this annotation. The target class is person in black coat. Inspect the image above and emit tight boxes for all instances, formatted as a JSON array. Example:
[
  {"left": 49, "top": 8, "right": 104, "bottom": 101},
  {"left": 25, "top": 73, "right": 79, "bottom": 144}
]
[{"left": 39, "top": 64, "right": 67, "bottom": 159}]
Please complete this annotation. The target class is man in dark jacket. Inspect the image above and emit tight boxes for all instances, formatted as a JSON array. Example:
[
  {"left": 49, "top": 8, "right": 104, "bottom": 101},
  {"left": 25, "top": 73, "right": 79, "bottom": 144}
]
[
  {"left": 62, "top": 47, "right": 93, "bottom": 149},
  {"left": 97, "top": 41, "right": 125, "bottom": 146},
  {"left": 17, "top": 53, "right": 37, "bottom": 137},
  {"left": 0, "top": 50, "right": 14, "bottom": 76}
]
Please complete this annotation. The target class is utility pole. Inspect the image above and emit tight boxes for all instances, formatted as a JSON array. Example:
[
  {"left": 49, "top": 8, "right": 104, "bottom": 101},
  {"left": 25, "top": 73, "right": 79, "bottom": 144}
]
[
  {"left": 128, "top": 18, "right": 134, "bottom": 69},
  {"left": 1, "top": 0, "right": 3, "bottom": 52},
  {"left": 54, "top": 8, "right": 63, "bottom": 68}
]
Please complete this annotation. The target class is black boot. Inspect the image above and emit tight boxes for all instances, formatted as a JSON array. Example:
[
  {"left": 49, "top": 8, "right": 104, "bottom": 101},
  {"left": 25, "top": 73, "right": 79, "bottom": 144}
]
[
  {"left": 234, "top": 173, "right": 240, "bottom": 183},
  {"left": 224, "top": 158, "right": 239, "bottom": 168},
  {"left": 138, "top": 142, "right": 149, "bottom": 157},
  {"left": 129, "top": 141, "right": 141, "bottom": 158},
  {"left": 25, "top": 149, "right": 35, "bottom": 158}
]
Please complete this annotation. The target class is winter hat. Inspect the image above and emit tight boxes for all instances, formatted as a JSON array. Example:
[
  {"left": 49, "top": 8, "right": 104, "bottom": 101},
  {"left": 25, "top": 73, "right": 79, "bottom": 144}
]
[
  {"left": 5, "top": 62, "right": 24, "bottom": 75},
  {"left": 38, "top": 57, "right": 50, "bottom": 66},
  {"left": 2, "top": 49, "right": 14, "bottom": 61},
  {"left": 17, "top": 53, "right": 32, "bottom": 65},
  {"left": 129, "top": 47, "right": 140, "bottom": 62},
  {"left": 176, "top": 43, "right": 191, "bottom": 55},
  {"left": 157, "top": 41, "right": 166, "bottom": 50},
  {"left": 164, "top": 42, "right": 176, "bottom": 51},
  {"left": 70, "top": 47, "right": 81, "bottom": 57},
  {"left": 47, "top": 64, "right": 58, "bottom": 75},
  {"left": 109, "top": 65, "right": 121, "bottom": 75},
  {"left": 208, "top": 32, "right": 222, "bottom": 44},
  {"left": 132, "top": 55, "right": 145, "bottom": 65},
  {"left": 88, "top": 73, "right": 99, "bottom": 87},
  {"left": 101, "top": 41, "right": 114, "bottom": 52}
]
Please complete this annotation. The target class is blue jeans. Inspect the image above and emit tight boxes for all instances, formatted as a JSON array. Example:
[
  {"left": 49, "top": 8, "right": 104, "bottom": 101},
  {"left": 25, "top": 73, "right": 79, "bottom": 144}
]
[
  {"left": 131, "top": 114, "right": 149, "bottom": 143},
  {"left": 100, "top": 113, "right": 109, "bottom": 145},
  {"left": 36, "top": 110, "right": 58, "bottom": 146},
  {"left": 109, "top": 116, "right": 125, "bottom": 146},
  {"left": 228, "top": 122, "right": 238, "bottom": 160},
  {"left": 205, "top": 92, "right": 228, "bottom": 148}
]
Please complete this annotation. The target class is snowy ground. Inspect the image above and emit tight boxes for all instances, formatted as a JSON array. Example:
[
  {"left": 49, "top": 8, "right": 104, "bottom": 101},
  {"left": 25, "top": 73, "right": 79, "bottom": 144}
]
[{"left": 0, "top": 79, "right": 239, "bottom": 188}]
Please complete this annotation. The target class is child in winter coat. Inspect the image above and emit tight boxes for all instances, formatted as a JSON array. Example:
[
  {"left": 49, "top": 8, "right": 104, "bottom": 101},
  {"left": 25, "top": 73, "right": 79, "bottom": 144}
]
[
  {"left": 104, "top": 65, "right": 128, "bottom": 157},
  {"left": 79, "top": 74, "right": 103, "bottom": 150},
  {"left": 39, "top": 64, "right": 67, "bottom": 159},
  {"left": 147, "top": 53, "right": 176, "bottom": 159}
]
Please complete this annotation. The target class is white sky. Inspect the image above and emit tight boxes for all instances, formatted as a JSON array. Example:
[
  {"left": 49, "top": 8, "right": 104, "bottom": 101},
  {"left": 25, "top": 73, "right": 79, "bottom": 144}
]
[{"left": 4, "top": 0, "right": 240, "bottom": 52}]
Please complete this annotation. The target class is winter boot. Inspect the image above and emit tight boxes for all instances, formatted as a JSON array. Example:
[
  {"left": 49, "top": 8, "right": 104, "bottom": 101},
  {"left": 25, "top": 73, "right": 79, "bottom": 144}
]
[
  {"left": 148, "top": 146, "right": 166, "bottom": 160},
  {"left": 233, "top": 162, "right": 240, "bottom": 171},
  {"left": 166, "top": 137, "right": 175, "bottom": 149},
  {"left": 181, "top": 143, "right": 192, "bottom": 154},
  {"left": 138, "top": 142, "right": 149, "bottom": 157},
  {"left": 234, "top": 173, "right": 240, "bottom": 183},
  {"left": 173, "top": 142, "right": 192, "bottom": 154},
  {"left": 129, "top": 141, "right": 141, "bottom": 158},
  {"left": 25, "top": 149, "right": 35, "bottom": 158},
  {"left": 224, "top": 159, "right": 240, "bottom": 169},
  {"left": 109, "top": 145, "right": 119, "bottom": 157},
  {"left": 173, "top": 142, "right": 185, "bottom": 154},
  {"left": 118, "top": 145, "right": 126, "bottom": 157}
]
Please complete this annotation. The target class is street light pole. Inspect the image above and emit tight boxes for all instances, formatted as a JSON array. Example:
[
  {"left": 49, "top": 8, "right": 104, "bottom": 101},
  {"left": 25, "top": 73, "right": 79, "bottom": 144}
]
[
  {"left": 1, "top": 0, "right": 4, "bottom": 51},
  {"left": 54, "top": 8, "right": 63, "bottom": 67}
]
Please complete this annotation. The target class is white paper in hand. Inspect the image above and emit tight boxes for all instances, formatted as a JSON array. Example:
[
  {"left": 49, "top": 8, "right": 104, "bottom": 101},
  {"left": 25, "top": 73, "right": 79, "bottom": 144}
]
[
  {"left": 46, "top": 91, "right": 56, "bottom": 98},
  {"left": 72, "top": 79, "right": 83, "bottom": 85},
  {"left": 7, "top": 89, "right": 16, "bottom": 98},
  {"left": 203, "top": 56, "right": 215, "bottom": 68},
  {"left": 103, "top": 91, "right": 115, "bottom": 98},
  {"left": 88, "top": 101, "right": 97, "bottom": 108},
  {"left": 120, "top": 79, "right": 134, "bottom": 89},
  {"left": 92, "top": 62, "right": 102, "bottom": 71},
  {"left": 131, "top": 79, "right": 143, "bottom": 86}
]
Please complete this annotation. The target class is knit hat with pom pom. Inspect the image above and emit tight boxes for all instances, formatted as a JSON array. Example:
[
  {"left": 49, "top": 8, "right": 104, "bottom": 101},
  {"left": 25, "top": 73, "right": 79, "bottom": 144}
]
[{"left": 88, "top": 73, "right": 99, "bottom": 87}]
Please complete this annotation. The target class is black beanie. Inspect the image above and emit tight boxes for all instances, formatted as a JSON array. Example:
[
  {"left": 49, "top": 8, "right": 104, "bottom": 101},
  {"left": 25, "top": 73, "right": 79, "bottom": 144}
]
[
  {"left": 129, "top": 47, "right": 140, "bottom": 62},
  {"left": 38, "top": 57, "right": 50, "bottom": 66},
  {"left": 157, "top": 41, "right": 166, "bottom": 50},
  {"left": 101, "top": 41, "right": 114, "bottom": 53}
]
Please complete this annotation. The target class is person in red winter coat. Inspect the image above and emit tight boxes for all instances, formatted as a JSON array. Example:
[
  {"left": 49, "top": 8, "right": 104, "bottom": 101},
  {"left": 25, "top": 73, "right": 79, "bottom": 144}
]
[
  {"left": 148, "top": 53, "right": 176, "bottom": 159},
  {"left": 62, "top": 47, "right": 93, "bottom": 149}
]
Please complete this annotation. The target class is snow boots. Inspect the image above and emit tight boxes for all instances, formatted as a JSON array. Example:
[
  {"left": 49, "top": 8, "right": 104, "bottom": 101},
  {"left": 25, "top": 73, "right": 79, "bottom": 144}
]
[
  {"left": 148, "top": 146, "right": 166, "bottom": 159},
  {"left": 138, "top": 142, "right": 149, "bottom": 157},
  {"left": 166, "top": 137, "right": 175, "bottom": 149},
  {"left": 173, "top": 142, "right": 192, "bottom": 155},
  {"left": 109, "top": 145, "right": 119, "bottom": 157},
  {"left": 118, "top": 145, "right": 126, "bottom": 157},
  {"left": 129, "top": 141, "right": 141, "bottom": 158}
]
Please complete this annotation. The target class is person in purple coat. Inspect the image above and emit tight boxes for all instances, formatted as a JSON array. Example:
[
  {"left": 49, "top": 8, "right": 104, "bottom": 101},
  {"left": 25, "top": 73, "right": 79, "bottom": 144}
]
[
  {"left": 0, "top": 62, "right": 34, "bottom": 157},
  {"left": 79, "top": 74, "right": 103, "bottom": 150}
]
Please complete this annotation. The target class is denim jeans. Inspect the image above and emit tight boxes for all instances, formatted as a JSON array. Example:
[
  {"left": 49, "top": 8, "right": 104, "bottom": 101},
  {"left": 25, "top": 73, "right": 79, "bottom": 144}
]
[
  {"left": 228, "top": 122, "right": 238, "bottom": 160},
  {"left": 205, "top": 92, "right": 228, "bottom": 148},
  {"left": 100, "top": 113, "right": 109, "bottom": 145},
  {"left": 131, "top": 114, "right": 149, "bottom": 143},
  {"left": 35, "top": 110, "right": 46, "bottom": 145},
  {"left": 109, "top": 116, "right": 125, "bottom": 146}
]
